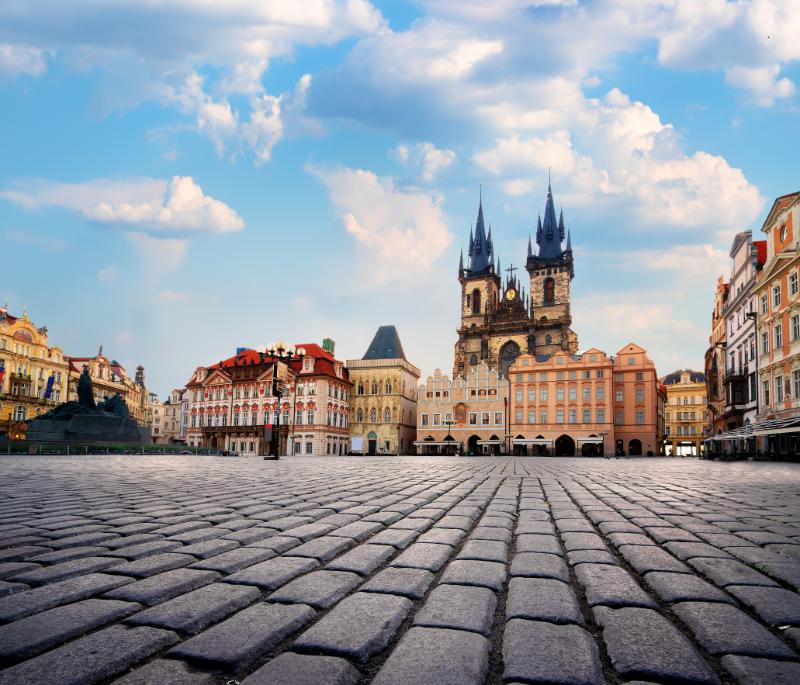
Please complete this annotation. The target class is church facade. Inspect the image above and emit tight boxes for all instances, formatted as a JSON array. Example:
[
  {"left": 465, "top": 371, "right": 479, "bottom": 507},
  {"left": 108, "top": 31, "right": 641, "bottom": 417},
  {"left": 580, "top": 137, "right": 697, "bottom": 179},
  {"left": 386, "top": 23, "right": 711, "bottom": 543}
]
[{"left": 454, "top": 184, "right": 579, "bottom": 379}]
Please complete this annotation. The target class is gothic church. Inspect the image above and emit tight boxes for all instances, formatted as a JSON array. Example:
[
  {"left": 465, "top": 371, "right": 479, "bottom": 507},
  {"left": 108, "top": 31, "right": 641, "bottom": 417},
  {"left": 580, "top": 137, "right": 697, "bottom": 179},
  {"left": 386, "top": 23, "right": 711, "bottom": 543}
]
[{"left": 454, "top": 183, "right": 579, "bottom": 378}]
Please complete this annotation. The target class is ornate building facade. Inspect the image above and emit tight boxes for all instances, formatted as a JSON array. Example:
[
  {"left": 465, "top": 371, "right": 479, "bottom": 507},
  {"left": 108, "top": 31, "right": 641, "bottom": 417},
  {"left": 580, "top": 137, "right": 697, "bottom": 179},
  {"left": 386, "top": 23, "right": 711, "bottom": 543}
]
[
  {"left": 347, "top": 326, "right": 419, "bottom": 455},
  {"left": 454, "top": 184, "right": 578, "bottom": 379},
  {"left": 415, "top": 363, "right": 509, "bottom": 455},
  {"left": 162, "top": 388, "right": 188, "bottom": 444},
  {"left": 662, "top": 370, "right": 707, "bottom": 456},
  {"left": 0, "top": 306, "right": 69, "bottom": 437}
]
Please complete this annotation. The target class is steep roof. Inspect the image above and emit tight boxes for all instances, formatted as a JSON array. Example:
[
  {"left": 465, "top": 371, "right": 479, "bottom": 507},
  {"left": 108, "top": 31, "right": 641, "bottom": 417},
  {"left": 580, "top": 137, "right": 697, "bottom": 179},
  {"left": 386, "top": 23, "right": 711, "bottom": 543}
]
[{"left": 362, "top": 326, "right": 407, "bottom": 360}]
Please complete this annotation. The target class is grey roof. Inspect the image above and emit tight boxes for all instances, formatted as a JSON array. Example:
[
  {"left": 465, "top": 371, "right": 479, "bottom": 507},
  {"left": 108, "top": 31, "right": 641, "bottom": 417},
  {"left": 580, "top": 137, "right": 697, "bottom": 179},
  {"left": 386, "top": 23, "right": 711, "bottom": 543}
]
[{"left": 362, "top": 326, "right": 407, "bottom": 361}]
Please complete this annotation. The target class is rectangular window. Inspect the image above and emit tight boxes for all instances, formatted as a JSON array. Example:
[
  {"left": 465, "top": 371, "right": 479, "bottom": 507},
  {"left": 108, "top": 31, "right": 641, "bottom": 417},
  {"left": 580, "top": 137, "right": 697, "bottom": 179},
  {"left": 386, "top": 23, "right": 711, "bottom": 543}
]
[
  {"left": 494, "top": 412, "right": 502, "bottom": 424},
  {"left": 597, "top": 386, "right": 605, "bottom": 400},
  {"left": 635, "top": 411, "right": 645, "bottom": 425},
  {"left": 635, "top": 372, "right": 644, "bottom": 380},
  {"left": 762, "top": 332, "right": 769, "bottom": 355},
  {"left": 515, "top": 409, "right": 523, "bottom": 422},
  {"left": 582, "top": 386, "right": 591, "bottom": 401},
  {"left": 469, "top": 412, "right": 477, "bottom": 425},
  {"left": 761, "top": 294, "right": 768, "bottom": 314},
  {"left": 615, "top": 389, "right": 623, "bottom": 402},
  {"left": 792, "top": 315, "right": 800, "bottom": 341},
  {"left": 540, "top": 388, "right": 548, "bottom": 401},
  {"left": 568, "top": 371, "right": 577, "bottom": 380},
  {"left": 763, "top": 379, "right": 770, "bottom": 406},
  {"left": 690, "top": 425, "right": 696, "bottom": 435},
  {"left": 527, "top": 410, "right": 535, "bottom": 423},
  {"left": 482, "top": 412, "right": 490, "bottom": 425},
  {"left": 556, "top": 388, "right": 565, "bottom": 401},
  {"left": 775, "top": 323, "right": 783, "bottom": 348},
  {"left": 776, "top": 376, "right": 784, "bottom": 403},
  {"left": 556, "top": 409, "right": 564, "bottom": 423},
  {"left": 568, "top": 387, "right": 577, "bottom": 401},
  {"left": 582, "top": 408, "right": 591, "bottom": 423},
  {"left": 794, "top": 370, "right": 800, "bottom": 400},
  {"left": 539, "top": 372, "right": 548, "bottom": 381},
  {"left": 528, "top": 388, "right": 535, "bottom": 401},
  {"left": 773, "top": 284, "right": 781, "bottom": 307},
  {"left": 615, "top": 410, "right": 624, "bottom": 424},
  {"left": 791, "top": 272, "right": 799, "bottom": 296},
  {"left": 421, "top": 414, "right": 429, "bottom": 426},
  {"left": 569, "top": 409, "right": 577, "bottom": 424},
  {"left": 306, "top": 441, "right": 313, "bottom": 454},
  {"left": 433, "top": 413, "right": 441, "bottom": 426},
  {"left": 596, "top": 370, "right": 604, "bottom": 378},
  {"left": 556, "top": 371, "right": 565, "bottom": 380},
  {"left": 597, "top": 409, "right": 605, "bottom": 423},
  {"left": 635, "top": 388, "right": 644, "bottom": 402},
  {"left": 295, "top": 410, "right": 303, "bottom": 425},
  {"left": 540, "top": 409, "right": 547, "bottom": 423},
  {"left": 582, "top": 370, "right": 591, "bottom": 379},
  {"left": 515, "top": 389, "right": 523, "bottom": 402}
]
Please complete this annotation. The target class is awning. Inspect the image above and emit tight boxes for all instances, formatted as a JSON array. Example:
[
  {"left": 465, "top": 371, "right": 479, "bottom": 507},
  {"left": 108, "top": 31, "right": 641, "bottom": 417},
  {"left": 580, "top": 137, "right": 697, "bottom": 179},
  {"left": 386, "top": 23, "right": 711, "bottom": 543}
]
[
  {"left": 413, "top": 441, "right": 461, "bottom": 447},
  {"left": 477, "top": 440, "right": 503, "bottom": 445},
  {"left": 576, "top": 437, "right": 604, "bottom": 444},
  {"left": 753, "top": 417, "right": 800, "bottom": 437},
  {"left": 513, "top": 438, "right": 553, "bottom": 445}
]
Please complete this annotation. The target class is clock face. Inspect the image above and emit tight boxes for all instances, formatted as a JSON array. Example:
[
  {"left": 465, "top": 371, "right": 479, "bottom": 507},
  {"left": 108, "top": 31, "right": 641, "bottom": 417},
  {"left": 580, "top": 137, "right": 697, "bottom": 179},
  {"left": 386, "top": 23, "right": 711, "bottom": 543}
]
[{"left": 506, "top": 289, "right": 516, "bottom": 301}]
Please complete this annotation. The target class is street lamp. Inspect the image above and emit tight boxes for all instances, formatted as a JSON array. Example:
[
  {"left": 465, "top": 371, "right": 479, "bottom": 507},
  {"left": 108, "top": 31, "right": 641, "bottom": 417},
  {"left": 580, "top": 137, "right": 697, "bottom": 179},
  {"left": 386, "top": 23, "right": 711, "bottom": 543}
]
[
  {"left": 263, "top": 342, "right": 305, "bottom": 460},
  {"left": 442, "top": 419, "right": 455, "bottom": 455}
]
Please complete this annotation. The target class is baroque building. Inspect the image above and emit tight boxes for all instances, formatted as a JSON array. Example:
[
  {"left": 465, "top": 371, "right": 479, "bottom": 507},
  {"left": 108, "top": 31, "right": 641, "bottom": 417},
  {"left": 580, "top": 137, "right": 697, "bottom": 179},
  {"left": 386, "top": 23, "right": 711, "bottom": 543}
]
[
  {"left": 454, "top": 184, "right": 578, "bottom": 379},
  {"left": 347, "top": 326, "right": 419, "bottom": 455},
  {"left": 0, "top": 305, "right": 69, "bottom": 437},
  {"left": 662, "top": 370, "right": 707, "bottom": 456}
]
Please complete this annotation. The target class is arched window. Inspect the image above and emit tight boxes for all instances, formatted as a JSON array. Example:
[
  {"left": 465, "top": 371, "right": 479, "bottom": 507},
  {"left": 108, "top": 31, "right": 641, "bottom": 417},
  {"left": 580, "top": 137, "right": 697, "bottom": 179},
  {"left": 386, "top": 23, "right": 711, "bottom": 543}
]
[
  {"left": 544, "top": 277, "right": 555, "bottom": 306},
  {"left": 546, "top": 334, "right": 552, "bottom": 345},
  {"left": 385, "top": 381, "right": 392, "bottom": 394},
  {"left": 357, "top": 382, "right": 364, "bottom": 395},
  {"left": 472, "top": 288, "right": 481, "bottom": 315},
  {"left": 356, "top": 408, "right": 364, "bottom": 422},
  {"left": 371, "top": 381, "right": 378, "bottom": 395},
  {"left": 470, "top": 353, "right": 478, "bottom": 366},
  {"left": 370, "top": 408, "right": 377, "bottom": 422},
  {"left": 384, "top": 407, "right": 391, "bottom": 422}
]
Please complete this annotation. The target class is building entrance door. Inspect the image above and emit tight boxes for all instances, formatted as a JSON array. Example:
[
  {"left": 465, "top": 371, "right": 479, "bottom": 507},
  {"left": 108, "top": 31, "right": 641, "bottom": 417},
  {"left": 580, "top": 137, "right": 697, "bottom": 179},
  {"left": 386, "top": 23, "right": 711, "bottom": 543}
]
[
  {"left": 555, "top": 434, "right": 576, "bottom": 456},
  {"left": 368, "top": 431, "right": 377, "bottom": 455}
]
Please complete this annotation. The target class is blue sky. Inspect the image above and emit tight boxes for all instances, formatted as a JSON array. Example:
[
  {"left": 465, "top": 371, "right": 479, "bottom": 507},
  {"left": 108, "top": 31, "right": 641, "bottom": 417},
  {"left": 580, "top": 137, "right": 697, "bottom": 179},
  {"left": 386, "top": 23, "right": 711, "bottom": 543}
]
[{"left": 2, "top": 0, "right": 799, "bottom": 397}]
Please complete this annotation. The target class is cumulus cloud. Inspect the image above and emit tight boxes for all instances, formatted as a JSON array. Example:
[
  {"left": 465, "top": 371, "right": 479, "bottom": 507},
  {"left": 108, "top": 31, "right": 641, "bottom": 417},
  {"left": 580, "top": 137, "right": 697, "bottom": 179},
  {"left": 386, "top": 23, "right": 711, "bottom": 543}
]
[
  {"left": 0, "top": 44, "right": 46, "bottom": 77},
  {"left": 309, "top": 165, "right": 453, "bottom": 283},
  {"left": 391, "top": 142, "right": 456, "bottom": 181},
  {"left": 725, "top": 65, "right": 795, "bottom": 106},
  {"left": 1, "top": 176, "right": 244, "bottom": 235}
]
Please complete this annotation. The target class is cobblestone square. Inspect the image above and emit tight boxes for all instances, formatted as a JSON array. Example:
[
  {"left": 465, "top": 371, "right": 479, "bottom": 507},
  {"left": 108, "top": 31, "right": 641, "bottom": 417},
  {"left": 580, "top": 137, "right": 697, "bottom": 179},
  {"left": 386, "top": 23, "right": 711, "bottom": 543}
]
[{"left": 0, "top": 455, "right": 799, "bottom": 684}]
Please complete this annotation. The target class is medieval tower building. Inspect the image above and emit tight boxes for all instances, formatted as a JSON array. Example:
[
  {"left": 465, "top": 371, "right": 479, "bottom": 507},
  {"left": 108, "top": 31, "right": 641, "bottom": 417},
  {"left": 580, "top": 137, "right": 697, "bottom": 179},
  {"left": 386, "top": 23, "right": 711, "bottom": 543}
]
[{"left": 454, "top": 183, "right": 579, "bottom": 378}]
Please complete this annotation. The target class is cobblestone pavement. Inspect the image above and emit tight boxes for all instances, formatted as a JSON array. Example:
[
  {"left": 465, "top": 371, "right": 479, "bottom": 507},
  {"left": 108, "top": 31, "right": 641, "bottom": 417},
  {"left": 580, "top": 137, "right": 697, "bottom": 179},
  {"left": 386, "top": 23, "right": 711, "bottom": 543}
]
[{"left": 1, "top": 455, "right": 799, "bottom": 685}]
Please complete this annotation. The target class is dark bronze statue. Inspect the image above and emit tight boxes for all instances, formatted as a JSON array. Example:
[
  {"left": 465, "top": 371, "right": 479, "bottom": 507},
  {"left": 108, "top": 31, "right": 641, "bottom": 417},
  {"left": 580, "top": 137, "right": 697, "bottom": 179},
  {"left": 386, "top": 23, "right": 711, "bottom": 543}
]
[{"left": 77, "top": 365, "right": 96, "bottom": 409}]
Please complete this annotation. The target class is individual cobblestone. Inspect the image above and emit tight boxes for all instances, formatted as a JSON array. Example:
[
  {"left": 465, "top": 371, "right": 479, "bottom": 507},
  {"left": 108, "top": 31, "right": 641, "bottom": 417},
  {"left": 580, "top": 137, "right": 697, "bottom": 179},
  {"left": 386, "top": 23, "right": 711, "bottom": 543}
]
[{"left": 0, "top": 454, "right": 798, "bottom": 684}]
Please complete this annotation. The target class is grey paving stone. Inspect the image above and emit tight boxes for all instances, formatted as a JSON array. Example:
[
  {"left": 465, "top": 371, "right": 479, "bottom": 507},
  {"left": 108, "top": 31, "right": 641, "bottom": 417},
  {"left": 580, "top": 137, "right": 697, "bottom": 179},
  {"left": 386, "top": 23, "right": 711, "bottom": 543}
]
[
  {"left": 506, "top": 577, "right": 583, "bottom": 625},
  {"left": 414, "top": 583, "right": 497, "bottom": 635},
  {"left": 664, "top": 541, "right": 734, "bottom": 560},
  {"left": 0, "top": 562, "right": 40, "bottom": 579},
  {"left": 390, "top": 542, "right": 453, "bottom": 571},
  {"left": 27, "top": 545, "right": 109, "bottom": 564},
  {"left": 242, "top": 653, "right": 361, "bottom": 685},
  {"left": 673, "top": 601, "right": 797, "bottom": 658},
  {"left": 328, "top": 520, "right": 384, "bottom": 541},
  {"left": 643, "top": 571, "right": 734, "bottom": 604},
  {"left": 107, "top": 553, "right": 197, "bottom": 578},
  {"left": 0, "top": 545, "right": 49, "bottom": 562},
  {"left": 457, "top": 539, "right": 508, "bottom": 562},
  {"left": 721, "top": 655, "right": 800, "bottom": 685},
  {"left": 178, "top": 538, "right": 239, "bottom": 559},
  {"left": 515, "top": 519, "right": 556, "bottom": 535},
  {"left": 9, "top": 556, "right": 119, "bottom": 585},
  {"left": 726, "top": 585, "right": 800, "bottom": 626},
  {"left": 417, "top": 527, "right": 467, "bottom": 546},
  {"left": 269, "top": 570, "right": 361, "bottom": 608},
  {"left": 689, "top": 557, "right": 780, "bottom": 588},
  {"left": 594, "top": 606, "right": 719, "bottom": 684},
  {"left": 104, "top": 568, "right": 219, "bottom": 606},
  {"left": 510, "top": 551, "right": 570, "bottom": 582},
  {"left": 293, "top": 592, "right": 412, "bottom": 663},
  {"left": 0, "top": 580, "right": 27, "bottom": 597},
  {"left": 575, "top": 563, "right": 657, "bottom": 609},
  {"left": 0, "top": 598, "right": 140, "bottom": 662},
  {"left": 0, "top": 624, "right": 178, "bottom": 685},
  {"left": 189, "top": 546, "right": 275, "bottom": 573},
  {"left": 125, "top": 581, "right": 259, "bottom": 633},
  {"left": 567, "top": 549, "right": 618, "bottom": 566},
  {"left": 361, "top": 566, "right": 434, "bottom": 599},
  {"left": 169, "top": 602, "right": 316, "bottom": 670},
  {"left": 503, "top": 618, "right": 604, "bottom": 685},
  {"left": 283, "top": 536, "right": 356, "bottom": 562},
  {"left": 516, "top": 533, "right": 563, "bottom": 555},
  {"left": 562, "top": 532, "right": 607, "bottom": 552},
  {"left": 224, "top": 556, "right": 318, "bottom": 590},
  {"left": 326, "top": 543, "right": 395, "bottom": 576},
  {"left": 440, "top": 559, "right": 506, "bottom": 591},
  {"left": 618, "top": 544, "right": 690, "bottom": 574},
  {"left": 112, "top": 658, "right": 217, "bottom": 684},
  {"left": 372, "top": 626, "right": 490, "bottom": 685},
  {"left": 368, "top": 528, "right": 420, "bottom": 549}
]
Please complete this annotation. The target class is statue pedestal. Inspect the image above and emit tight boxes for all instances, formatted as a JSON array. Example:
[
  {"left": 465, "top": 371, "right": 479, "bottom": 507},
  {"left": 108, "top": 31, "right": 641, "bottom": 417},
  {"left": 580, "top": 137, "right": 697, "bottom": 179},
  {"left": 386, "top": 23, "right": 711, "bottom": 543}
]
[{"left": 26, "top": 415, "right": 149, "bottom": 444}]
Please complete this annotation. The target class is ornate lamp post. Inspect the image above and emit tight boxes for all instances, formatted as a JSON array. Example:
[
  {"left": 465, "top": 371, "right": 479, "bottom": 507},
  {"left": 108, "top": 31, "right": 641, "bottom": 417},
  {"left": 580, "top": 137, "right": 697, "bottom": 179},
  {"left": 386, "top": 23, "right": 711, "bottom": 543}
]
[
  {"left": 443, "top": 419, "right": 455, "bottom": 455},
  {"left": 263, "top": 342, "right": 305, "bottom": 460}
]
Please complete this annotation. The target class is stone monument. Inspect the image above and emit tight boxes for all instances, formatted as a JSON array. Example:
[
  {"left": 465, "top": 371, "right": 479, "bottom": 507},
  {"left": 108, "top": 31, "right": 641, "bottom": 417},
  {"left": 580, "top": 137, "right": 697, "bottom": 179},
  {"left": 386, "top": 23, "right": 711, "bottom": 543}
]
[{"left": 26, "top": 365, "right": 150, "bottom": 443}]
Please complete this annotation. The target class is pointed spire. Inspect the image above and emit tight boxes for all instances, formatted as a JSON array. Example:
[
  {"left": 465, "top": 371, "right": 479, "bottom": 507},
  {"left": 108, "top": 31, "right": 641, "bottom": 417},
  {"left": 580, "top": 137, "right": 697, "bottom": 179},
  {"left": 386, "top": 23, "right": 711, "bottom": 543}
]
[
  {"left": 539, "top": 181, "right": 562, "bottom": 259},
  {"left": 496, "top": 255, "right": 501, "bottom": 277},
  {"left": 470, "top": 186, "right": 490, "bottom": 273},
  {"left": 566, "top": 229, "right": 572, "bottom": 252},
  {"left": 527, "top": 233, "right": 533, "bottom": 258},
  {"left": 535, "top": 215, "right": 542, "bottom": 246},
  {"left": 458, "top": 247, "right": 464, "bottom": 271},
  {"left": 487, "top": 224, "right": 493, "bottom": 258},
  {"left": 468, "top": 227, "right": 474, "bottom": 257},
  {"left": 558, "top": 207, "right": 565, "bottom": 241}
]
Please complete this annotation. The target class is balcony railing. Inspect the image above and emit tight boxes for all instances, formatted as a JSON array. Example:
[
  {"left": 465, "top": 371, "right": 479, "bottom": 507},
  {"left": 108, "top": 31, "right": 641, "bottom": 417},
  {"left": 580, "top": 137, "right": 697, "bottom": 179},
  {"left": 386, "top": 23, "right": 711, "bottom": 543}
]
[{"left": 724, "top": 364, "right": 749, "bottom": 380}]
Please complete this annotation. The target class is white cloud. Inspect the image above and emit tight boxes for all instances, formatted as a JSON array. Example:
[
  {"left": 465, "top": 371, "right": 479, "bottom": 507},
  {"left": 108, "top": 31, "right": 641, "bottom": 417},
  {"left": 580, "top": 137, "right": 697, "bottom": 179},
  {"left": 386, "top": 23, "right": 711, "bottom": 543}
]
[
  {"left": 155, "top": 290, "right": 189, "bottom": 303},
  {"left": 126, "top": 233, "right": 189, "bottom": 274},
  {"left": 593, "top": 243, "right": 730, "bottom": 286},
  {"left": 97, "top": 266, "right": 118, "bottom": 284},
  {"left": 0, "top": 44, "right": 46, "bottom": 77},
  {"left": 2, "top": 176, "right": 244, "bottom": 235},
  {"left": 391, "top": 142, "right": 456, "bottom": 181},
  {"left": 309, "top": 165, "right": 453, "bottom": 283},
  {"left": 725, "top": 64, "right": 795, "bottom": 106}
]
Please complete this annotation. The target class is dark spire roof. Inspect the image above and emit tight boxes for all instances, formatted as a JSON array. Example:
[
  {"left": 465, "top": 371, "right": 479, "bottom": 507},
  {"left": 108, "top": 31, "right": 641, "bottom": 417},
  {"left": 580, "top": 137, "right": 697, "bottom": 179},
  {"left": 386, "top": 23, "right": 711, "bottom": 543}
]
[
  {"left": 468, "top": 227, "right": 474, "bottom": 257},
  {"left": 469, "top": 191, "right": 491, "bottom": 273},
  {"left": 535, "top": 215, "right": 542, "bottom": 246},
  {"left": 527, "top": 234, "right": 533, "bottom": 258},
  {"left": 458, "top": 248, "right": 464, "bottom": 271},
  {"left": 537, "top": 182, "right": 564, "bottom": 260},
  {"left": 566, "top": 229, "right": 572, "bottom": 252},
  {"left": 558, "top": 207, "right": 565, "bottom": 241},
  {"left": 362, "top": 326, "right": 407, "bottom": 361}
]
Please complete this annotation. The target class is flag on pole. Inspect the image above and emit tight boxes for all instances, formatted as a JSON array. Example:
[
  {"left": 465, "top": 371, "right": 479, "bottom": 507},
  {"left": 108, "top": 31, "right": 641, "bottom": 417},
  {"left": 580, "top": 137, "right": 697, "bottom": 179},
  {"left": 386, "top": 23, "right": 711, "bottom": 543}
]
[
  {"left": 0, "top": 362, "right": 5, "bottom": 387},
  {"left": 44, "top": 374, "right": 55, "bottom": 399}
]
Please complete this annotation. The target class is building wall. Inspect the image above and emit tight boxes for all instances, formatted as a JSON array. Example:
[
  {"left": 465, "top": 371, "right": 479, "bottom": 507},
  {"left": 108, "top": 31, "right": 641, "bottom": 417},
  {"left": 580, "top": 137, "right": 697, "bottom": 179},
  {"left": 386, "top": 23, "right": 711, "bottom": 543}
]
[
  {"left": 416, "top": 364, "right": 509, "bottom": 454},
  {"left": 347, "top": 358, "right": 420, "bottom": 455},
  {"left": 663, "top": 371, "right": 707, "bottom": 456},
  {"left": 613, "top": 344, "right": 660, "bottom": 456},
  {"left": 755, "top": 196, "right": 800, "bottom": 425},
  {"left": 0, "top": 308, "right": 69, "bottom": 435}
]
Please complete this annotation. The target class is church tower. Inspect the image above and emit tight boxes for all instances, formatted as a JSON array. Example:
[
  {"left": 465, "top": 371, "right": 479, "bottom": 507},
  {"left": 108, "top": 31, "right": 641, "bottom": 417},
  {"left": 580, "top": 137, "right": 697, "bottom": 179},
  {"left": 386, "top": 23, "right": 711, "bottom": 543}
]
[{"left": 525, "top": 183, "right": 578, "bottom": 354}]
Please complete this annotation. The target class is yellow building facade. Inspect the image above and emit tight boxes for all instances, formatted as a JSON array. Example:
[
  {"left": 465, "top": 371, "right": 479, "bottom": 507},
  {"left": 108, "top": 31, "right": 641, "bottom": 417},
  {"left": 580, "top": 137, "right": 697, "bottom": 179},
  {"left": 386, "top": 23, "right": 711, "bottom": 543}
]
[
  {"left": 662, "top": 370, "right": 708, "bottom": 456},
  {"left": 347, "top": 327, "right": 419, "bottom": 455},
  {"left": 0, "top": 306, "right": 69, "bottom": 437}
]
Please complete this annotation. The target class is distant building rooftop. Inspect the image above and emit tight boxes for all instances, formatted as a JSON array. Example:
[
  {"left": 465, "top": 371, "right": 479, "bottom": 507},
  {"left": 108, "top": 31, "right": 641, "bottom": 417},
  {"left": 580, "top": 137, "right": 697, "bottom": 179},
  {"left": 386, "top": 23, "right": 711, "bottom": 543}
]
[{"left": 362, "top": 326, "right": 407, "bottom": 361}]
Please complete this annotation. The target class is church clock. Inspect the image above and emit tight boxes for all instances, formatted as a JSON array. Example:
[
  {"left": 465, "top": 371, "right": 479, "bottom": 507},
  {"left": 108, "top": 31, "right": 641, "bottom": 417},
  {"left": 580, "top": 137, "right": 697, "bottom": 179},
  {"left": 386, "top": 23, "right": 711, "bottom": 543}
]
[{"left": 505, "top": 288, "right": 517, "bottom": 301}]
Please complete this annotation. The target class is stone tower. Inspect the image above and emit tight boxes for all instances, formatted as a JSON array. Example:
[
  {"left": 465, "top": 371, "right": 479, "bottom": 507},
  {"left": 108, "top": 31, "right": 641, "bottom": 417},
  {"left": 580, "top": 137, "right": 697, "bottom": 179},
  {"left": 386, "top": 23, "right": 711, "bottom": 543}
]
[{"left": 526, "top": 183, "right": 579, "bottom": 354}]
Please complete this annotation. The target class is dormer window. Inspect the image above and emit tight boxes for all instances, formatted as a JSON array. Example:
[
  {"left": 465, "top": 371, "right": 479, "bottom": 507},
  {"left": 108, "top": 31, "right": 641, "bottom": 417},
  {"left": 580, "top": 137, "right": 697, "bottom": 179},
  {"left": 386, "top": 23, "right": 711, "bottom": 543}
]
[{"left": 780, "top": 224, "right": 787, "bottom": 241}]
